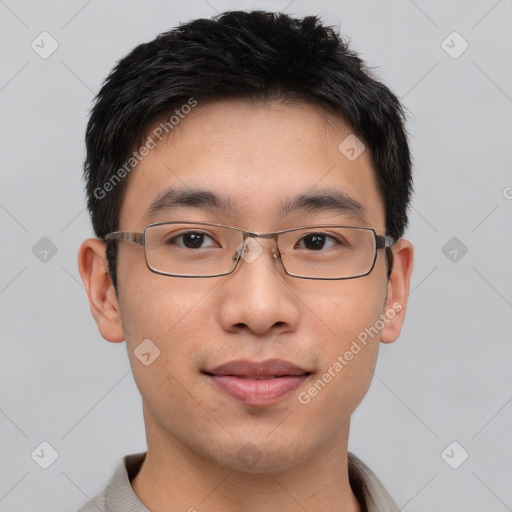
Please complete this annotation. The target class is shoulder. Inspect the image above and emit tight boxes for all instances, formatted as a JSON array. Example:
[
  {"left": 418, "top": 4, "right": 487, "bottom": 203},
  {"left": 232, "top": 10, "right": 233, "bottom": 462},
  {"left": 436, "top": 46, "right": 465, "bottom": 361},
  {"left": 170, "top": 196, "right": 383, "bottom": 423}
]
[
  {"left": 75, "top": 453, "right": 147, "bottom": 512},
  {"left": 348, "top": 452, "right": 400, "bottom": 512},
  {"left": 76, "top": 493, "right": 106, "bottom": 512}
]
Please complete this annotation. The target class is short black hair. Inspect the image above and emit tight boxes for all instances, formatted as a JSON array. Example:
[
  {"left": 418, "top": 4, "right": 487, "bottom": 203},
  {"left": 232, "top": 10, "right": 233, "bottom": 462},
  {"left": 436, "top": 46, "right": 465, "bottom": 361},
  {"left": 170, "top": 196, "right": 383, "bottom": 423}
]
[{"left": 84, "top": 10, "right": 412, "bottom": 292}]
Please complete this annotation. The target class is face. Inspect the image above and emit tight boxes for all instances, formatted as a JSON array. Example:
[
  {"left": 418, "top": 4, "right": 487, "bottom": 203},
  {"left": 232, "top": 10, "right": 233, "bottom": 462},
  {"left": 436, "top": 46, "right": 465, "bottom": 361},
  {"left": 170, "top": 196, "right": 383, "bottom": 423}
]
[{"left": 80, "top": 99, "right": 413, "bottom": 473}]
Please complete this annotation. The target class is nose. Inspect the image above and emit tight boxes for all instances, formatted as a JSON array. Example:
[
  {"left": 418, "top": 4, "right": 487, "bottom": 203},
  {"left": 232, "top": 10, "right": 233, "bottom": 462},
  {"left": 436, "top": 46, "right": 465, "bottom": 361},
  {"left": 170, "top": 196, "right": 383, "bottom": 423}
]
[{"left": 218, "top": 238, "right": 301, "bottom": 336}]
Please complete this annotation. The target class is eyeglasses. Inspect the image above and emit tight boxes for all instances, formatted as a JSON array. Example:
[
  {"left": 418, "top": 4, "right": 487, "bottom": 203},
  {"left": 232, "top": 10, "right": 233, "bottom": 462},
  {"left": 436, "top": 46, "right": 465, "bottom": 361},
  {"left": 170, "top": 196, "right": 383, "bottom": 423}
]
[{"left": 104, "top": 221, "right": 396, "bottom": 280}]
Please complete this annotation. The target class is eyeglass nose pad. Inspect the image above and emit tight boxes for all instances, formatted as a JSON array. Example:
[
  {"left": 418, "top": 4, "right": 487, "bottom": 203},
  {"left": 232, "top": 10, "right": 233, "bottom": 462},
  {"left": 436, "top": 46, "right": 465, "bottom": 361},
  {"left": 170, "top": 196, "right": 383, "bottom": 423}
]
[
  {"left": 233, "top": 239, "right": 246, "bottom": 261},
  {"left": 233, "top": 239, "right": 280, "bottom": 261}
]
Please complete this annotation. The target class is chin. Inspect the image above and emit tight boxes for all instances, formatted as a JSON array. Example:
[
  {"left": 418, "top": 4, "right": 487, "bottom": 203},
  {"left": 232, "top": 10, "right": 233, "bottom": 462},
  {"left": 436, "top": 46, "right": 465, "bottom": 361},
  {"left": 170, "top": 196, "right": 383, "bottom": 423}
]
[{"left": 208, "top": 436, "right": 309, "bottom": 474}]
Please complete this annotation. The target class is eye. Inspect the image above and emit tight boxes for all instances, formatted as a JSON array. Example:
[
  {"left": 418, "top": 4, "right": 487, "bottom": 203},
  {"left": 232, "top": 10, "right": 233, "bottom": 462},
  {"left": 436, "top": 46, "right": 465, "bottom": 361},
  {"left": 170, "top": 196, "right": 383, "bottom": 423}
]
[
  {"left": 168, "top": 231, "right": 218, "bottom": 249},
  {"left": 296, "top": 233, "right": 340, "bottom": 251}
]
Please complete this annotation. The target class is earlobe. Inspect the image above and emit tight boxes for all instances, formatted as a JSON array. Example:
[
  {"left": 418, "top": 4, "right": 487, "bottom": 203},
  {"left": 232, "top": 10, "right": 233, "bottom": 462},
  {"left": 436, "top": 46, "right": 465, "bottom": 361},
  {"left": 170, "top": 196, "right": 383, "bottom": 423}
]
[
  {"left": 77, "top": 238, "right": 125, "bottom": 343},
  {"left": 379, "top": 239, "right": 414, "bottom": 344}
]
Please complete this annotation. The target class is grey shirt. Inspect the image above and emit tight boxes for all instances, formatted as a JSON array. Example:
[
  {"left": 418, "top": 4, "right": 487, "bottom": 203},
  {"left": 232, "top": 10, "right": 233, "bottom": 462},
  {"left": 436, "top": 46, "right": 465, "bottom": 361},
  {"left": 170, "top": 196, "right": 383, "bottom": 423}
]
[{"left": 77, "top": 452, "right": 399, "bottom": 512}]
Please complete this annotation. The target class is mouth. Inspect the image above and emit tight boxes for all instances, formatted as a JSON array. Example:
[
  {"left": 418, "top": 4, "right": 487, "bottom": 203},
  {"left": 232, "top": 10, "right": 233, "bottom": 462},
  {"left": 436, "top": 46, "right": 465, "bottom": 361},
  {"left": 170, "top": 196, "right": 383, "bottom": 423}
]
[{"left": 202, "top": 359, "right": 312, "bottom": 406}]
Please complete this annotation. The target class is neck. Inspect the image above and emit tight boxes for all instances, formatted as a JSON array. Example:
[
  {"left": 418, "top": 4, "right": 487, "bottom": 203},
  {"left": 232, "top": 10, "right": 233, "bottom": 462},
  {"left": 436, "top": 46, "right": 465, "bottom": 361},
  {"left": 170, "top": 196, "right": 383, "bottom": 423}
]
[{"left": 132, "top": 410, "right": 361, "bottom": 512}]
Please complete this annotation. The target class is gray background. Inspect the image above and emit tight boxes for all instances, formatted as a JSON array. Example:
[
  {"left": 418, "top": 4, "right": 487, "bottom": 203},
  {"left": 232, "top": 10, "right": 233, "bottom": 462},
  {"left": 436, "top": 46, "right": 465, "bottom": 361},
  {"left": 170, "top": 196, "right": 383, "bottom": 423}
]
[{"left": 1, "top": 0, "right": 511, "bottom": 510}]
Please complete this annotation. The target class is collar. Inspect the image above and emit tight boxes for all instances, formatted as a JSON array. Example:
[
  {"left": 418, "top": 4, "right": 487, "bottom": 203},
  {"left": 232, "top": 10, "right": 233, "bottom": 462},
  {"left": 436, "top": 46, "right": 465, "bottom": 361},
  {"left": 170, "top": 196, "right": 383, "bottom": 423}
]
[{"left": 97, "top": 451, "right": 399, "bottom": 512}]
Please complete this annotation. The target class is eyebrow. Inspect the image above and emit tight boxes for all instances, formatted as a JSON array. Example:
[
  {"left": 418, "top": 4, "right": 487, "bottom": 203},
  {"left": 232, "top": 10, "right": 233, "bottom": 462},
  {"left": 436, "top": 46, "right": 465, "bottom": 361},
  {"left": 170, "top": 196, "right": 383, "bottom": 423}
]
[
  {"left": 278, "top": 191, "right": 368, "bottom": 223},
  {"left": 144, "top": 187, "right": 368, "bottom": 224},
  {"left": 144, "top": 187, "right": 236, "bottom": 221}
]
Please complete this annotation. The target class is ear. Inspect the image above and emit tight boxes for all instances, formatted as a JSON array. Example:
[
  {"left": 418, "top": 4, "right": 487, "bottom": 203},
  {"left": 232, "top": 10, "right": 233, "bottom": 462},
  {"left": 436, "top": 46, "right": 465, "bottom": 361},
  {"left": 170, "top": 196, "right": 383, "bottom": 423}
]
[
  {"left": 77, "top": 238, "right": 125, "bottom": 343},
  {"left": 380, "top": 239, "right": 414, "bottom": 344}
]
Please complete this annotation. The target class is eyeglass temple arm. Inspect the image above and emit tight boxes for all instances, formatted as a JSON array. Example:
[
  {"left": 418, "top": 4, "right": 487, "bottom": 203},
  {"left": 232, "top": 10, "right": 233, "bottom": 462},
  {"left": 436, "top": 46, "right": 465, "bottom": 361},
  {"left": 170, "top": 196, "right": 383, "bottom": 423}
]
[
  {"left": 376, "top": 235, "right": 397, "bottom": 249},
  {"left": 104, "top": 231, "right": 144, "bottom": 246}
]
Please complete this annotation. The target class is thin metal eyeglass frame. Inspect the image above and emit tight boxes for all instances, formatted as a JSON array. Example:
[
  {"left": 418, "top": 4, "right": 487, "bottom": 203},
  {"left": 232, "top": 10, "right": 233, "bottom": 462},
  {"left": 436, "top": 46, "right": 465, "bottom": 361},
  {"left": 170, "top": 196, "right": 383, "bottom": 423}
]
[{"left": 104, "top": 221, "right": 396, "bottom": 280}]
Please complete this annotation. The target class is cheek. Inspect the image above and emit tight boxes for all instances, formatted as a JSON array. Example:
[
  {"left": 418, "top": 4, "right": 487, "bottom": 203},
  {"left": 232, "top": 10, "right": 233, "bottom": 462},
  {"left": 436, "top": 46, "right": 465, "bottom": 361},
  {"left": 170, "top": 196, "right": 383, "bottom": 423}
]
[
  {"left": 119, "top": 278, "right": 218, "bottom": 431},
  {"left": 117, "top": 268, "right": 219, "bottom": 398},
  {"left": 118, "top": 264, "right": 215, "bottom": 342},
  {"left": 305, "top": 273, "right": 387, "bottom": 342},
  {"left": 298, "top": 277, "right": 386, "bottom": 409}
]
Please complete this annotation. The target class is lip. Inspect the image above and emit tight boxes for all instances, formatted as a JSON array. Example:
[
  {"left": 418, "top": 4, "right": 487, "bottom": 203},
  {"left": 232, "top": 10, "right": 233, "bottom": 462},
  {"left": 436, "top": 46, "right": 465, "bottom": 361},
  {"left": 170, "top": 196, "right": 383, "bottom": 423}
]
[{"left": 203, "top": 359, "right": 311, "bottom": 406}]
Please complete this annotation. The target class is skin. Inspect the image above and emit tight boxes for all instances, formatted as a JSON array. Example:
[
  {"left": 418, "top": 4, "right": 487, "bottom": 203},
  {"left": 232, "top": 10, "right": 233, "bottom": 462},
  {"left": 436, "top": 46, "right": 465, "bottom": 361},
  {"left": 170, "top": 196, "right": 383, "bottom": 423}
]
[{"left": 78, "top": 99, "right": 413, "bottom": 512}]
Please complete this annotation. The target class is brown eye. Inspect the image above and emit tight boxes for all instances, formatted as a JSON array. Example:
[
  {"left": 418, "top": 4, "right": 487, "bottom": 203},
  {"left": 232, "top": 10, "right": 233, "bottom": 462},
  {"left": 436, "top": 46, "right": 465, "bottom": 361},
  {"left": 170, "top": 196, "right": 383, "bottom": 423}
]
[
  {"left": 302, "top": 234, "right": 326, "bottom": 250},
  {"left": 168, "top": 231, "right": 217, "bottom": 249},
  {"left": 297, "top": 233, "right": 341, "bottom": 251}
]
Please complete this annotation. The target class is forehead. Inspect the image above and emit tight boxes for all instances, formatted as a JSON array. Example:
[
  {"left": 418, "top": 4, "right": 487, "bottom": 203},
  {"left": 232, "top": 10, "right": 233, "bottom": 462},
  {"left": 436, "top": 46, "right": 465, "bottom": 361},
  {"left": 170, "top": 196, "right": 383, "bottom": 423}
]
[{"left": 118, "top": 99, "right": 385, "bottom": 231}]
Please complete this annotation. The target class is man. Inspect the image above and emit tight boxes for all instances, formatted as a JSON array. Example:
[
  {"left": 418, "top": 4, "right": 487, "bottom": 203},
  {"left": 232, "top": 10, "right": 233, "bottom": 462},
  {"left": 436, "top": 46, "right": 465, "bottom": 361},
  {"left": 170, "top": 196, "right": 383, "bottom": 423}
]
[{"left": 77, "top": 10, "right": 414, "bottom": 512}]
